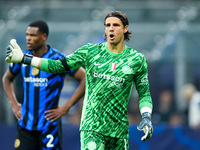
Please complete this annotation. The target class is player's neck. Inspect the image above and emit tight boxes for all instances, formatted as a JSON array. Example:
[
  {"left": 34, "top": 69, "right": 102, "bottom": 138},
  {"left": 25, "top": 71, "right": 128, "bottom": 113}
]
[
  {"left": 32, "top": 45, "right": 48, "bottom": 58},
  {"left": 107, "top": 42, "right": 125, "bottom": 54}
]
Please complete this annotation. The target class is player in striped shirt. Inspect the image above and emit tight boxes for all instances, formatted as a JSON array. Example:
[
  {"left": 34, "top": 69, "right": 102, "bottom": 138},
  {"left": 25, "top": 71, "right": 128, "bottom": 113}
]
[
  {"left": 5, "top": 11, "right": 153, "bottom": 150},
  {"left": 3, "top": 20, "right": 85, "bottom": 150}
]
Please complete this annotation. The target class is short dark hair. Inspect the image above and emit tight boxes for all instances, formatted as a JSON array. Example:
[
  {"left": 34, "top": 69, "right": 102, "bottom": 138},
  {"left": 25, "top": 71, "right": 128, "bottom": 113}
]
[
  {"left": 29, "top": 20, "right": 49, "bottom": 37},
  {"left": 104, "top": 11, "right": 132, "bottom": 42}
]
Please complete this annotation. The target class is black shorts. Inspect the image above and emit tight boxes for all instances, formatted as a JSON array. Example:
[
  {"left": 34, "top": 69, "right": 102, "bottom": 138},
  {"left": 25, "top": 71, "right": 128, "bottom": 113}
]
[{"left": 15, "top": 122, "right": 62, "bottom": 150}]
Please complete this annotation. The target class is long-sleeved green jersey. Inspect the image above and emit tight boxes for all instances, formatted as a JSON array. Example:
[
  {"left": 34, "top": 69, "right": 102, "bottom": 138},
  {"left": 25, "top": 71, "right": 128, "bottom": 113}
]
[{"left": 40, "top": 42, "right": 153, "bottom": 138}]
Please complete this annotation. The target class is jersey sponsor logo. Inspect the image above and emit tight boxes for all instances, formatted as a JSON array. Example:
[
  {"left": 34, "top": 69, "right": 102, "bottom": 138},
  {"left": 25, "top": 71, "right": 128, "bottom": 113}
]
[
  {"left": 24, "top": 77, "right": 48, "bottom": 87},
  {"left": 94, "top": 72, "right": 125, "bottom": 83}
]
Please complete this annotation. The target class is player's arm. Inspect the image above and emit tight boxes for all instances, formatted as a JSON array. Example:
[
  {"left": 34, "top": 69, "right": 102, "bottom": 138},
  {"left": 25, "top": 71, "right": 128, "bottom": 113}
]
[
  {"left": 2, "top": 69, "right": 22, "bottom": 120},
  {"left": 63, "top": 67, "right": 86, "bottom": 109},
  {"left": 5, "top": 39, "right": 68, "bottom": 74},
  {"left": 45, "top": 67, "right": 86, "bottom": 122},
  {"left": 134, "top": 55, "right": 153, "bottom": 141},
  {"left": 6, "top": 39, "right": 86, "bottom": 74}
]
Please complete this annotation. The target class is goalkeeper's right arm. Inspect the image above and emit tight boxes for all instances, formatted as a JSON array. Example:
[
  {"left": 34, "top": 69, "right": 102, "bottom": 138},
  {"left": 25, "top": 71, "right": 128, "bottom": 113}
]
[{"left": 6, "top": 39, "right": 67, "bottom": 74}]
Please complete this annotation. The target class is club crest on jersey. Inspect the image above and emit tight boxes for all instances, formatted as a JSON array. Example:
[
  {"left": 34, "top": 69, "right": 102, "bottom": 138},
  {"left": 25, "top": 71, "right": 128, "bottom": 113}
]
[
  {"left": 122, "top": 64, "right": 131, "bottom": 74},
  {"left": 14, "top": 139, "right": 20, "bottom": 148},
  {"left": 110, "top": 63, "right": 117, "bottom": 71},
  {"left": 87, "top": 141, "right": 97, "bottom": 150},
  {"left": 32, "top": 68, "right": 39, "bottom": 76}
]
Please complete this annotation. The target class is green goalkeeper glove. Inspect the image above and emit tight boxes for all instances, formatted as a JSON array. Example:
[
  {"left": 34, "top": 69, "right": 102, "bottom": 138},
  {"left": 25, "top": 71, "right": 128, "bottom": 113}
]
[
  {"left": 137, "top": 112, "right": 153, "bottom": 142},
  {"left": 6, "top": 39, "right": 33, "bottom": 65}
]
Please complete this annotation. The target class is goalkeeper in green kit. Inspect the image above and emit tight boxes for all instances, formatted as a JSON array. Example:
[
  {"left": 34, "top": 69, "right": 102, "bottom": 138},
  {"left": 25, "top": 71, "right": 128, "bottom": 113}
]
[{"left": 6, "top": 11, "right": 153, "bottom": 150}]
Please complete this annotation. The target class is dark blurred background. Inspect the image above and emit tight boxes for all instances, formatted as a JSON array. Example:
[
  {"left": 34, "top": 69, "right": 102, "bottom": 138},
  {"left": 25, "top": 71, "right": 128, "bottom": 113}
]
[{"left": 1, "top": 0, "right": 200, "bottom": 150}]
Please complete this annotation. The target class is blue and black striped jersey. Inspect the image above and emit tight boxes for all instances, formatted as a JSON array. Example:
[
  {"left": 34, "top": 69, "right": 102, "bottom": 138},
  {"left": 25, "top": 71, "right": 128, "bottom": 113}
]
[{"left": 9, "top": 46, "right": 77, "bottom": 131}]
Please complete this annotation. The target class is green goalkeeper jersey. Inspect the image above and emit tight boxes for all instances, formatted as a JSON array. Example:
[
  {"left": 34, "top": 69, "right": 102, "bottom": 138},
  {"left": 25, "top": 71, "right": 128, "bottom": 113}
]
[{"left": 41, "top": 42, "right": 152, "bottom": 138}]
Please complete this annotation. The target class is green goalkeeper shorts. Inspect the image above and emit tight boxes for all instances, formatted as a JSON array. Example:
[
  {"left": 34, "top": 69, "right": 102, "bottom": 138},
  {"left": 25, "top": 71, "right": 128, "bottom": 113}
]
[{"left": 80, "top": 130, "right": 129, "bottom": 150}]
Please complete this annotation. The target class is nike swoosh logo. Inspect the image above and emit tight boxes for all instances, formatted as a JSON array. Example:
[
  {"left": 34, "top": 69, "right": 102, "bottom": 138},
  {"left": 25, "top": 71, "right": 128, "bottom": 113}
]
[{"left": 94, "top": 62, "right": 101, "bottom": 66}]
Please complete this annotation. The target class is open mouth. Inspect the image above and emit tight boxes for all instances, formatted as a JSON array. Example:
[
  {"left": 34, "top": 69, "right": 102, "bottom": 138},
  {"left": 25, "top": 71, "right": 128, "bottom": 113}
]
[{"left": 109, "top": 34, "right": 114, "bottom": 40}]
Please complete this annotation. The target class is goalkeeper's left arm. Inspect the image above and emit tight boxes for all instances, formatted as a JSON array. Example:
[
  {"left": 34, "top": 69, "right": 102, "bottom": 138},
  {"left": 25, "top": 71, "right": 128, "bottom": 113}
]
[{"left": 137, "top": 107, "right": 153, "bottom": 142}]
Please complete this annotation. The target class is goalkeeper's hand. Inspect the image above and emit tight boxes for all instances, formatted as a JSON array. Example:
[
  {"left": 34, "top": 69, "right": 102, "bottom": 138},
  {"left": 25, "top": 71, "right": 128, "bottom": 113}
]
[
  {"left": 5, "top": 39, "right": 24, "bottom": 63},
  {"left": 137, "top": 112, "right": 153, "bottom": 142}
]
